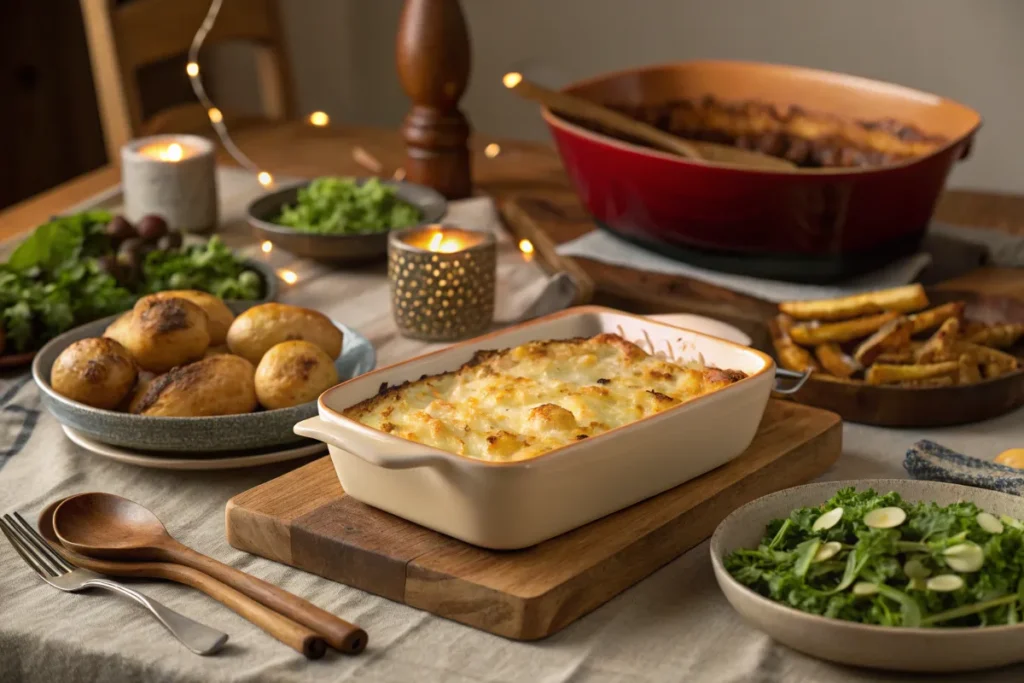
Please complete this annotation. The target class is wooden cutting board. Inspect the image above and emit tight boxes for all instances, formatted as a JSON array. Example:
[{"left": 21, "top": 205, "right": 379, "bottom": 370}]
[{"left": 226, "top": 399, "right": 841, "bottom": 640}]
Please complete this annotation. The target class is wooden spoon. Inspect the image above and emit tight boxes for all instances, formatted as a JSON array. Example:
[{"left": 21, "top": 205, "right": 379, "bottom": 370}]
[
  {"left": 502, "top": 72, "right": 796, "bottom": 171},
  {"left": 37, "top": 498, "right": 328, "bottom": 659},
  {"left": 52, "top": 492, "right": 367, "bottom": 655}
]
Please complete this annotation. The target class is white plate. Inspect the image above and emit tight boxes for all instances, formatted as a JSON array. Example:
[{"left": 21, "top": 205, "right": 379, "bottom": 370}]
[
  {"left": 63, "top": 426, "right": 325, "bottom": 470},
  {"left": 645, "top": 313, "right": 751, "bottom": 346}
]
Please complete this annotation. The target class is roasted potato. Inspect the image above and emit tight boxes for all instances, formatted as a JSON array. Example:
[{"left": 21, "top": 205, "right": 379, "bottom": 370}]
[
  {"left": 145, "top": 290, "right": 234, "bottom": 346},
  {"left": 103, "top": 312, "right": 133, "bottom": 348},
  {"left": 122, "top": 297, "right": 210, "bottom": 373},
  {"left": 790, "top": 311, "right": 900, "bottom": 346},
  {"left": 967, "top": 323, "right": 1024, "bottom": 349},
  {"left": 227, "top": 303, "right": 342, "bottom": 365},
  {"left": 909, "top": 302, "right": 964, "bottom": 336},
  {"left": 915, "top": 318, "right": 960, "bottom": 363},
  {"left": 958, "top": 354, "right": 983, "bottom": 384},
  {"left": 770, "top": 314, "right": 819, "bottom": 373},
  {"left": 255, "top": 341, "right": 340, "bottom": 410},
  {"left": 814, "top": 343, "right": 859, "bottom": 379},
  {"left": 50, "top": 337, "right": 137, "bottom": 409},
  {"left": 865, "top": 361, "right": 959, "bottom": 386},
  {"left": 853, "top": 317, "right": 914, "bottom": 366},
  {"left": 203, "top": 345, "right": 231, "bottom": 359},
  {"left": 778, "top": 284, "right": 928, "bottom": 321},
  {"left": 131, "top": 354, "right": 257, "bottom": 417}
]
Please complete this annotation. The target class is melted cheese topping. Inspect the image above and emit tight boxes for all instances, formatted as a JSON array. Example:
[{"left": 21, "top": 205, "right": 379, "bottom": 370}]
[{"left": 343, "top": 333, "right": 747, "bottom": 462}]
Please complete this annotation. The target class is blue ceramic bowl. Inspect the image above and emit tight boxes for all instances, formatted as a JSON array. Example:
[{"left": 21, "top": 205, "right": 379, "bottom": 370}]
[{"left": 31, "top": 302, "right": 376, "bottom": 453}]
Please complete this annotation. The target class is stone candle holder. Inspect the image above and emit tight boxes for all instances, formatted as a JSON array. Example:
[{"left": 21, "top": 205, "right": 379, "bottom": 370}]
[{"left": 121, "top": 134, "right": 218, "bottom": 234}]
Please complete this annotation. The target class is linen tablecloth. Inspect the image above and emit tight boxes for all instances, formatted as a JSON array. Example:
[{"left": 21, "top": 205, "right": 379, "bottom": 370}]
[{"left": 3, "top": 171, "right": 1024, "bottom": 683}]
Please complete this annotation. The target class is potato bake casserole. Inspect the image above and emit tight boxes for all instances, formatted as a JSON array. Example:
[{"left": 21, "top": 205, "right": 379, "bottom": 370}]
[{"left": 343, "top": 333, "right": 747, "bottom": 462}]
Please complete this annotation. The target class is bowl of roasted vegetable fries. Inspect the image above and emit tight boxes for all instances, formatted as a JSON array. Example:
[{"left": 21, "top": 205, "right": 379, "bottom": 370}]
[{"left": 769, "top": 284, "right": 1024, "bottom": 426}]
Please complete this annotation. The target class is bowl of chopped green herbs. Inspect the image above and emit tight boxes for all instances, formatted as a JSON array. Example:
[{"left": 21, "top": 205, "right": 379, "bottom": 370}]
[
  {"left": 0, "top": 211, "right": 273, "bottom": 367},
  {"left": 711, "top": 480, "right": 1024, "bottom": 672},
  {"left": 247, "top": 176, "right": 447, "bottom": 265}
]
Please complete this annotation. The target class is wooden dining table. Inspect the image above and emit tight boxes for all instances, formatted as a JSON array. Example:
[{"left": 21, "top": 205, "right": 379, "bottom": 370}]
[
  {"left": 2, "top": 121, "right": 1023, "bottom": 300},
  {"left": 4, "top": 122, "right": 1024, "bottom": 683}
]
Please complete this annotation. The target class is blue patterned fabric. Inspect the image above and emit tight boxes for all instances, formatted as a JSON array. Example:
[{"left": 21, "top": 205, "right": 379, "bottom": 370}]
[
  {"left": 0, "top": 373, "right": 39, "bottom": 469},
  {"left": 904, "top": 439, "right": 1024, "bottom": 495}
]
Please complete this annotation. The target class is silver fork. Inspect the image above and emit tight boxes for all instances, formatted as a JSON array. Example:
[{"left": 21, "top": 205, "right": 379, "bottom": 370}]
[{"left": 0, "top": 512, "right": 228, "bottom": 655}]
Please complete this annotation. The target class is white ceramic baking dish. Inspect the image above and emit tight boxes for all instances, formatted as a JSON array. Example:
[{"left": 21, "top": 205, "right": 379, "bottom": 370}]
[{"left": 294, "top": 306, "right": 776, "bottom": 549}]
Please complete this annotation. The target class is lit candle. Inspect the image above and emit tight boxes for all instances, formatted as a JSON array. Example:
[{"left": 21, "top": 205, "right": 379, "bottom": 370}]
[
  {"left": 388, "top": 225, "right": 497, "bottom": 341},
  {"left": 121, "top": 134, "right": 218, "bottom": 234},
  {"left": 138, "top": 141, "right": 196, "bottom": 162}
]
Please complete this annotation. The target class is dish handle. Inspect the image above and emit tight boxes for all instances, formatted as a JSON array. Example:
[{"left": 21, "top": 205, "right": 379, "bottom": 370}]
[
  {"left": 773, "top": 368, "right": 812, "bottom": 395},
  {"left": 294, "top": 417, "right": 451, "bottom": 471}
]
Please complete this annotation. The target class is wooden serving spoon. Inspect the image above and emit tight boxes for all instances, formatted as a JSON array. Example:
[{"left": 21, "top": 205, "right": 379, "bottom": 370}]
[
  {"left": 36, "top": 498, "right": 327, "bottom": 659},
  {"left": 502, "top": 72, "right": 796, "bottom": 171},
  {"left": 52, "top": 492, "right": 367, "bottom": 655}
]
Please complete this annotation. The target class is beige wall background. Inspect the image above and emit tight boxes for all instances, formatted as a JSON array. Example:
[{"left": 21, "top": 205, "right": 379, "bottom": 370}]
[{"left": 212, "top": 0, "right": 1023, "bottom": 193}]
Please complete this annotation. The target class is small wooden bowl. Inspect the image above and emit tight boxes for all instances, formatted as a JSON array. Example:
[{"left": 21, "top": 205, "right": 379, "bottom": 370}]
[
  {"left": 247, "top": 179, "right": 448, "bottom": 266},
  {"left": 786, "top": 290, "right": 1024, "bottom": 427}
]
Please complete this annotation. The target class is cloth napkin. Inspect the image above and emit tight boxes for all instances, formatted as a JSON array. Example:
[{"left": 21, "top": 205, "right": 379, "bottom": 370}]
[
  {"left": 904, "top": 440, "right": 1024, "bottom": 496},
  {"left": 556, "top": 221, "right": 1024, "bottom": 303}
]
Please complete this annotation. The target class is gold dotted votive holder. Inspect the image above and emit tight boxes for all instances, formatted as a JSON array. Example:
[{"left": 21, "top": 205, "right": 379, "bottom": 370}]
[{"left": 388, "top": 225, "right": 497, "bottom": 341}]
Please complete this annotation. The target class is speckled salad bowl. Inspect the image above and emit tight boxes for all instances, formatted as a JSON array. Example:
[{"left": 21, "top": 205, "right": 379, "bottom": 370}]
[
  {"left": 32, "top": 302, "right": 376, "bottom": 453},
  {"left": 711, "top": 479, "right": 1024, "bottom": 673}
]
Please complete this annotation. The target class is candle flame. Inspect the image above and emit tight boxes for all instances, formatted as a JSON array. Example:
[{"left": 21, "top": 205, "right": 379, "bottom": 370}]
[
  {"left": 308, "top": 111, "right": 329, "bottom": 127},
  {"left": 503, "top": 72, "right": 523, "bottom": 89},
  {"left": 518, "top": 239, "right": 534, "bottom": 255},
  {"left": 427, "top": 230, "right": 467, "bottom": 254},
  {"left": 277, "top": 268, "right": 298, "bottom": 285},
  {"left": 261, "top": 241, "right": 273, "bottom": 253},
  {"left": 484, "top": 143, "right": 501, "bottom": 158},
  {"left": 208, "top": 107, "right": 223, "bottom": 123},
  {"left": 158, "top": 143, "right": 184, "bottom": 162},
  {"left": 186, "top": 62, "right": 199, "bottom": 77},
  {"left": 257, "top": 171, "right": 274, "bottom": 187}
]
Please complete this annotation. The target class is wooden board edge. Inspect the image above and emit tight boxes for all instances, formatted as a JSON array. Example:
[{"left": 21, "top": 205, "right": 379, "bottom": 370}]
[
  {"left": 225, "top": 500, "right": 295, "bottom": 566},
  {"left": 404, "top": 409, "right": 843, "bottom": 640}
]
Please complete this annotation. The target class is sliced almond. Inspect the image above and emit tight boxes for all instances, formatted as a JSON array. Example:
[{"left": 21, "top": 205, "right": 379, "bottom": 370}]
[
  {"left": 903, "top": 558, "right": 931, "bottom": 580},
  {"left": 812, "top": 507, "right": 844, "bottom": 532},
  {"left": 863, "top": 507, "right": 907, "bottom": 529},
  {"left": 943, "top": 542, "right": 984, "bottom": 573},
  {"left": 976, "top": 512, "right": 1004, "bottom": 534},
  {"left": 926, "top": 574, "right": 965, "bottom": 592},
  {"left": 852, "top": 582, "right": 879, "bottom": 596},
  {"left": 813, "top": 541, "right": 842, "bottom": 563}
]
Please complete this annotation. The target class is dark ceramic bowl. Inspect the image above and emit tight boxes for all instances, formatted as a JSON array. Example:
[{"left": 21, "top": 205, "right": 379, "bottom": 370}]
[
  {"left": 545, "top": 60, "right": 981, "bottom": 283},
  {"left": 247, "top": 178, "right": 448, "bottom": 265},
  {"left": 32, "top": 303, "right": 377, "bottom": 453}
]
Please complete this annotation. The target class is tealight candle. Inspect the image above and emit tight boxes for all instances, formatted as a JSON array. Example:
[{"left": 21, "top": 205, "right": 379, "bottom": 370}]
[
  {"left": 388, "top": 225, "right": 497, "bottom": 341},
  {"left": 121, "top": 134, "right": 218, "bottom": 234}
]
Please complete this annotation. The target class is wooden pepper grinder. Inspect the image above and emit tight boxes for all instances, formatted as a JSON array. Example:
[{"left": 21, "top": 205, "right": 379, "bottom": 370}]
[{"left": 396, "top": 0, "right": 472, "bottom": 199}]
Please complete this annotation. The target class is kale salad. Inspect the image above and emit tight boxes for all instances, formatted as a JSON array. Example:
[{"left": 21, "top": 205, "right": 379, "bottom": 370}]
[
  {"left": 274, "top": 177, "right": 422, "bottom": 235},
  {"left": 725, "top": 488, "right": 1024, "bottom": 628}
]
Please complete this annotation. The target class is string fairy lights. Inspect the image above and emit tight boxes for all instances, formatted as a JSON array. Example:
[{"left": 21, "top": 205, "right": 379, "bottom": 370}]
[{"left": 186, "top": 0, "right": 277, "bottom": 186}]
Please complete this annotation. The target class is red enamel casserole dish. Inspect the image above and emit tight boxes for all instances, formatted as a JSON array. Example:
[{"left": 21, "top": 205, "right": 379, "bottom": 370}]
[{"left": 544, "top": 60, "right": 981, "bottom": 283}]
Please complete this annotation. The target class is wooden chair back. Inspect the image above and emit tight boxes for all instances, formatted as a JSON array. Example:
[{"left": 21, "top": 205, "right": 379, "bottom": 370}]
[{"left": 80, "top": 0, "right": 295, "bottom": 160}]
